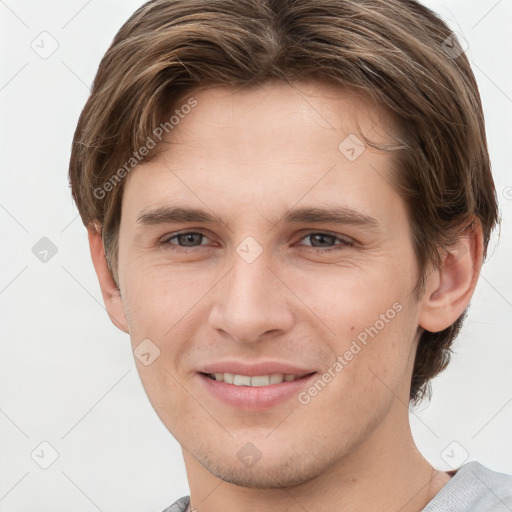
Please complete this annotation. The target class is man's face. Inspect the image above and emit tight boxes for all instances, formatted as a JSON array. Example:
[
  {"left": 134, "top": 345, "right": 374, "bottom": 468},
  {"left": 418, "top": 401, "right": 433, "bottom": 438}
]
[{"left": 116, "top": 80, "right": 423, "bottom": 487}]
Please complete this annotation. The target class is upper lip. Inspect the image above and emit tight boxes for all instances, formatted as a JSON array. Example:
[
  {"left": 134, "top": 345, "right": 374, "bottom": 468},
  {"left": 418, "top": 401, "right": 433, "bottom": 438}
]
[{"left": 199, "top": 361, "right": 317, "bottom": 377}]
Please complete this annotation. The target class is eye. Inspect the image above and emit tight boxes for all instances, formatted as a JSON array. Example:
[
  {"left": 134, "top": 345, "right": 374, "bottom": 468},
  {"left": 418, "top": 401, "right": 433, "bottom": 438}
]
[
  {"left": 158, "top": 230, "right": 353, "bottom": 254},
  {"left": 298, "top": 232, "right": 353, "bottom": 251},
  {"left": 159, "top": 231, "right": 211, "bottom": 251}
]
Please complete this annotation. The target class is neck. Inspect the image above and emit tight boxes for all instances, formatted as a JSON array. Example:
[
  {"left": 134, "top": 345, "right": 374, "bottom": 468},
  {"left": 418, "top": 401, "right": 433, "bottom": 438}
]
[{"left": 183, "top": 397, "right": 451, "bottom": 512}]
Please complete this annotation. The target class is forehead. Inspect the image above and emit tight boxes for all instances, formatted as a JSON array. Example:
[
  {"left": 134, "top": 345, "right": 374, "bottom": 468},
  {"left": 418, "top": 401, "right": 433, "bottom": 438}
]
[
  {"left": 168, "top": 79, "right": 393, "bottom": 152},
  {"left": 121, "top": 79, "right": 404, "bottom": 227}
]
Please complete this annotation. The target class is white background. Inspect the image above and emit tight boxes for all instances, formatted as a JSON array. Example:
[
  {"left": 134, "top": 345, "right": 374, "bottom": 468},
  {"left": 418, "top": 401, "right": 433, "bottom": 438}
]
[{"left": 0, "top": 1, "right": 511, "bottom": 511}]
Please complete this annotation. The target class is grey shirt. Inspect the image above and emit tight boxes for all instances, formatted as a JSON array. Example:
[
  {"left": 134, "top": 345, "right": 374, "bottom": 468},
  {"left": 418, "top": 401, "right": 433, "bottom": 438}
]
[{"left": 162, "top": 461, "right": 512, "bottom": 512}]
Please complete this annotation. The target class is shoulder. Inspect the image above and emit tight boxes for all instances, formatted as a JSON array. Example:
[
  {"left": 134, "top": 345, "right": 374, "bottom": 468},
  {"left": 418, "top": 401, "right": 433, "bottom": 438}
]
[
  {"left": 423, "top": 461, "right": 512, "bottom": 511},
  {"left": 160, "top": 495, "right": 190, "bottom": 512},
  {"left": 160, "top": 466, "right": 512, "bottom": 512}
]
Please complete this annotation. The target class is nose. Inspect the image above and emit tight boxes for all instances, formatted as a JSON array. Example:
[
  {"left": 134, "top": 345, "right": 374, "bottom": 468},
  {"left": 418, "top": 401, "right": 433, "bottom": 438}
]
[{"left": 208, "top": 253, "right": 295, "bottom": 344}]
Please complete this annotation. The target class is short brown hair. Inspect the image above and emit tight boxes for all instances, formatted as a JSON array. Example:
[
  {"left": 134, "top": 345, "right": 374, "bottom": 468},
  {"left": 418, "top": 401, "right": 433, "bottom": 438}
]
[{"left": 68, "top": 0, "right": 499, "bottom": 403}]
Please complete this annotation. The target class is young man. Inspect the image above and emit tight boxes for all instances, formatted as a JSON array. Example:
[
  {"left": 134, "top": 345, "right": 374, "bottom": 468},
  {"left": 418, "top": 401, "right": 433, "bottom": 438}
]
[{"left": 68, "top": 0, "right": 511, "bottom": 510}]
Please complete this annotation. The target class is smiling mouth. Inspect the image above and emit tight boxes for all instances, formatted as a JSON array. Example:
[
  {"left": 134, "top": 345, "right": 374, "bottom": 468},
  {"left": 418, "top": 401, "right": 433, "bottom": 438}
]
[{"left": 201, "top": 372, "right": 316, "bottom": 387}]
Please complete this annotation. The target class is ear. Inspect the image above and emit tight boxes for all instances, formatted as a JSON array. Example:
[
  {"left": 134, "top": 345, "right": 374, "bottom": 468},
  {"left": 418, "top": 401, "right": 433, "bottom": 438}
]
[
  {"left": 418, "top": 219, "right": 484, "bottom": 333},
  {"left": 87, "top": 223, "right": 129, "bottom": 334}
]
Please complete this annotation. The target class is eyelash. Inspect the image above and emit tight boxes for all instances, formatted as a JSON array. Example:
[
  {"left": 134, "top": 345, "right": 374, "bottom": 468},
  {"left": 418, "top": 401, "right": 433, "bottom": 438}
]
[{"left": 158, "top": 231, "right": 354, "bottom": 254}]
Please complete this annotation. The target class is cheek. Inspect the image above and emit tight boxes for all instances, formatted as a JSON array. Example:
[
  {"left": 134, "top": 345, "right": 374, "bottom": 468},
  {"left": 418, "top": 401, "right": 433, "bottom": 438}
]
[
  {"left": 286, "top": 259, "right": 411, "bottom": 333},
  {"left": 120, "top": 262, "right": 215, "bottom": 410},
  {"left": 309, "top": 267, "right": 417, "bottom": 399},
  {"left": 298, "top": 303, "right": 415, "bottom": 440},
  {"left": 121, "top": 259, "right": 206, "bottom": 338},
  {"left": 340, "top": 300, "right": 417, "bottom": 413}
]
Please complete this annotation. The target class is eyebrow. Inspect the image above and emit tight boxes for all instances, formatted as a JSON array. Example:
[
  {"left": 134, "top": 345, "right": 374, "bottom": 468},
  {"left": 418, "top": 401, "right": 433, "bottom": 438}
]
[
  {"left": 280, "top": 206, "right": 379, "bottom": 228},
  {"left": 137, "top": 206, "right": 223, "bottom": 226},
  {"left": 136, "top": 205, "right": 380, "bottom": 230}
]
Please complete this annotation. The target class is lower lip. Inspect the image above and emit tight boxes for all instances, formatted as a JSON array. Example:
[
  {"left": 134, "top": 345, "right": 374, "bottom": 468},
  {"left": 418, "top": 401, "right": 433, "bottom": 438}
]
[{"left": 199, "top": 373, "right": 317, "bottom": 410}]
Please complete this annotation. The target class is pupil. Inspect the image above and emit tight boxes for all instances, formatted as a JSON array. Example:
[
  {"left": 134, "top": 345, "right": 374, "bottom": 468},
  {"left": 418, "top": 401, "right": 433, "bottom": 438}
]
[
  {"left": 180, "top": 233, "right": 201, "bottom": 246},
  {"left": 311, "top": 234, "right": 333, "bottom": 247}
]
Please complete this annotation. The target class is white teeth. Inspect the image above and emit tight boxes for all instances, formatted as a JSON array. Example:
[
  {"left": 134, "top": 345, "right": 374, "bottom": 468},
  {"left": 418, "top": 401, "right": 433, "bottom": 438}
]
[
  {"left": 251, "top": 375, "right": 270, "bottom": 387},
  {"left": 209, "top": 373, "right": 303, "bottom": 386},
  {"left": 269, "top": 373, "right": 283, "bottom": 384},
  {"left": 233, "top": 374, "right": 251, "bottom": 386}
]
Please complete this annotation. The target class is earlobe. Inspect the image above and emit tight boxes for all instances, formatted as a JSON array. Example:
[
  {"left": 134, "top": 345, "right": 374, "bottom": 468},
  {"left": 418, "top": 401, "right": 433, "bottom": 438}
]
[
  {"left": 87, "top": 223, "right": 129, "bottom": 334},
  {"left": 418, "top": 220, "right": 483, "bottom": 333}
]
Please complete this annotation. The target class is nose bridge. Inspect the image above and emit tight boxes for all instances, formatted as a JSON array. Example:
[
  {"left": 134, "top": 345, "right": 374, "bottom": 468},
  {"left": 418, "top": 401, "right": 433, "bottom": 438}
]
[
  {"left": 230, "top": 251, "right": 271, "bottom": 308},
  {"left": 208, "top": 247, "right": 293, "bottom": 343}
]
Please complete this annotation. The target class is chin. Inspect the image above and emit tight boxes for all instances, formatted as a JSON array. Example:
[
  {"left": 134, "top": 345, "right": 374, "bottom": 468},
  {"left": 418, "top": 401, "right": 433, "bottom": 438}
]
[{"left": 195, "top": 447, "right": 337, "bottom": 489}]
